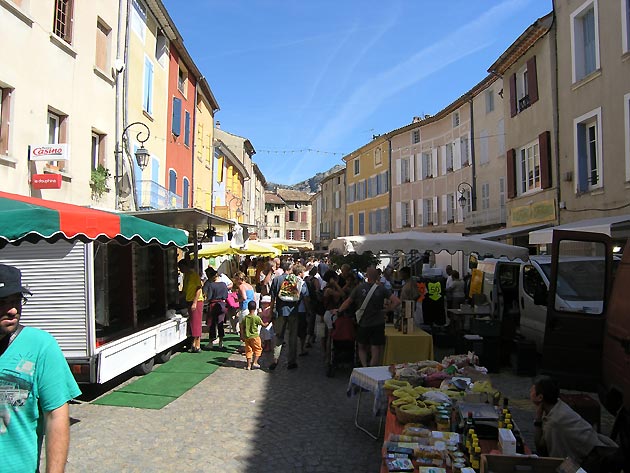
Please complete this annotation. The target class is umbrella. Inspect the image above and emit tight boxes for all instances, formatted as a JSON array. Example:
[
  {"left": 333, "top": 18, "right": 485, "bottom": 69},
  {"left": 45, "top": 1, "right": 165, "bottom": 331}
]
[
  {"left": 257, "top": 238, "right": 314, "bottom": 251},
  {"left": 197, "top": 240, "right": 281, "bottom": 258},
  {"left": 0, "top": 191, "right": 188, "bottom": 248},
  {"left": 329, "top": 231, "right": 529, "bottom": 260}
]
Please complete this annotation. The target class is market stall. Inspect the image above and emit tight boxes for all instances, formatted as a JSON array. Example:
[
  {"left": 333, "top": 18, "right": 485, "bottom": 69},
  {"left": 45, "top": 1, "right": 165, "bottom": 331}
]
[{"left": 383, "top": 326, "right": 434, "bottom": 365}]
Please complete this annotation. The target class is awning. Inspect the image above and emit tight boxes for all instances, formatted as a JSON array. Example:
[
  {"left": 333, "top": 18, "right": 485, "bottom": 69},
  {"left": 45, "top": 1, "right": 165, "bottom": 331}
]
[
  {"left": 472, "top": 223, "right": 551, "bottom": 241},
  {"left": 257, "top": 238, "right": 314, "bottom": 251},
  {"left": 528, "top": 215, "right": 630, "bottom": 245},
  {"left": 330, "top": 231, "right": 529, "bottom": 260},
  {"left": 126, "top": 208, "right": 234, "bottom": 234},
  {"left": 196, "top": 240, "right": 280, "bottom": 258},
  {"left": 0, "top": 191, "right": 188, "bottom": 248}
]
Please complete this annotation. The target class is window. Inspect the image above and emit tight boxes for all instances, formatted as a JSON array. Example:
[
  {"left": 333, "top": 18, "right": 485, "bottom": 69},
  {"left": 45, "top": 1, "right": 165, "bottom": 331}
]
[
  {"left": 412, "top": 129, "right": 420, "bottom": 144},
  {"left": 184, "top": 111, "right": 190, "bottom": 146},
  {"left": 374, "top": 147, "right": 382, "bottom": 166},
  {"left": 517, "top": 140, "right": 540, "bottom": 194},
  {"left": 348, "top": 214, "right": 354, "bottom": 235},
  {"left": 423, "top": 199, "right": 433, "bottom": 226},
  {"left": 446, "top": 194, "right": 455, "bottom": 223},
  {"left": 452, "top": 111, "right": 460, "bottom": 128},
  {"left": 95, "top": 19, "right": 111, "bottom": 72},
  {"left": 358, "top": 213, "right": 365, "bottom": 235},
  {"left": 47, "top": 110, "right": 67, "bottom": 170},
  {"left": 334, "top": 190, "right": 340, "bottom": 208},
  {"left": 485, "top": 89, "right": 494, "bottom": 113},
  {"left": 273, "top": 230, "right": 280, "bottom": 238},
  {"left": 575, "top": 108, "right": 603, "bottom": 192},
  {"left": 356, "top": 180, "right": 366, "bottom": 201},
  {"left": 53, "top": 0, "right": 73, "bottom": 44},
  {"left": 274, "top": 215, "right": 280, "bottom": 224},
  {"left": 143, "top": 56, "right": 153, "bottom": 115},
  {"left": 401, "top": 157, "right": 410, "bottom": 183},
  {"left": 481, "top": 183, "right": 490, "bottom": 210},
  {"left": 178, "top": 64, "right": 188, "bottom": 95},
  {"left": 168, "top": 169, "right": 177, "bottom": 195},
  {"left": 623, "top": 0, "right": 630, "bottom": 53},
  {"left": 510, "top": 58, "right": 539, "bottom": 116},
  {"left": 0, "top": 87, "right": 12, "bottom": 157},
  {"left": 516, "top": 65, "right": 530, "bottom": 112},
  {"left": 288, "top": 211, "right": 296, "bottom": 221},
  {"left": 571, "top": 1, "right": 599, "bottom": 82},
  {"left": 90, "top": 132, "right": 105, "bottom": 170},
  {"left": 461, "top": 136, "right": 470, "bottom": 166},
  {"left": 499, "top": 177, "right": 506, "bottom": 209},
  {"left": 131, "top": 0, "right": 147, "bottom": 41},
  {"left": 353, "top": 158, "right": 360, "bottom": 175},
  {"left": 301, "top": 230, "right": 307, "bottom": 240},
  {"left": 377, "top": 171, "right": 389, "bottom": 194},
  {"left": 422, "top": 152, "right": 432, "bottom": 178},
  {"left": 155, "top": 28, "right": 168, "bottom": 67},
  {"left": 401, "top": 202, "right": 410, "bottom": 227},
  {"left": 288, "top": 230, "right": 295, "bottom": 240},
  {"left": 183, "top": 178, "right": 189, "bottom": 208},
  {"left": 347, "top": 183, "right": 355, "bottom": 203},
  {"left": 445, "top": 143, "right": 454, "bottom": 171}
]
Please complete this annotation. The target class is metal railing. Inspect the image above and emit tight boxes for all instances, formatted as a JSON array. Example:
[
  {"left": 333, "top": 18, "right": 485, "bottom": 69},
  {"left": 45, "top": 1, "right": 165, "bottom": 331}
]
[
  {"left": 465, "top": 206, "right": 506, "bottom": 228},
  {"left": 137, "top": 180, "right": 182, "bottom": 210}
]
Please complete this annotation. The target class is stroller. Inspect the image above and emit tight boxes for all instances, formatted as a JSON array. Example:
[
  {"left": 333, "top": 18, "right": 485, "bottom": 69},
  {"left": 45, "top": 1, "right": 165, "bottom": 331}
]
[{"left": 325, "top": 313, "right": 356, "bottom": 377}]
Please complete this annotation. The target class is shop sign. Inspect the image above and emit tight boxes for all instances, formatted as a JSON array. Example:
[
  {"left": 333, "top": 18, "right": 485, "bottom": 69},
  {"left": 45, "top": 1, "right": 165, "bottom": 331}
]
[
  {"left": 29, "top": 144, "right": 70, "bottom": 161},
  {"left": 31, "top": 174, "right": 62, "bottom": 189},
  {"left": 510, "top": 198, "right": 556, "bottom": 226}
]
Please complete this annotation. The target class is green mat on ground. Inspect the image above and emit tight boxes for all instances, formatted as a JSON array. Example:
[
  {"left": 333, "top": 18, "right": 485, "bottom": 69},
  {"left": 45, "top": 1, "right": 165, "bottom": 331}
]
[{"left": 92, "top": 334, "right": 241, "bottom": 409}]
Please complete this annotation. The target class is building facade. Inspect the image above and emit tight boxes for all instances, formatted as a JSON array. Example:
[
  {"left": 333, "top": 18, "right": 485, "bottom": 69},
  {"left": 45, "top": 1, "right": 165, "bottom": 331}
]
[
  {"left": 277, "top": 189, "right": 312, "bottom": 241},
  {"left": 264, "top": 191, "right": 285, "bottom": 239},
  {"left": 343, "top": 136, "right": 390, "bottom": 236},
  {"left": 314, "top": 167, "right": 346, "bottom": 250},
  {"left": 192, "top": 81, "right": 219, "bottom": 212}
]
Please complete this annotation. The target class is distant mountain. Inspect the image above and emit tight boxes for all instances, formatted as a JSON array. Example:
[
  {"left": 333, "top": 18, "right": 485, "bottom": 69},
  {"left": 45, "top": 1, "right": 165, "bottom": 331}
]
[{"left": 266, "top": 164, "right": 344, "bottom": 193}]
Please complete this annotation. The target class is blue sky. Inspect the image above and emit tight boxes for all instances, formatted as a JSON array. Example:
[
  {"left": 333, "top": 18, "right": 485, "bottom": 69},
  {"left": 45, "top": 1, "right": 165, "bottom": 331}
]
[{"left": 162, "top": 0, "right": 552, "bottom": 185}]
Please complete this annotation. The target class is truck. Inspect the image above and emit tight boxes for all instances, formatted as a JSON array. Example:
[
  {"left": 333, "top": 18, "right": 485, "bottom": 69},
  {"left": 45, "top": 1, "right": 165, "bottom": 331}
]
[{"left": 0, "top": 191, "right": 190, "bottom": 384}]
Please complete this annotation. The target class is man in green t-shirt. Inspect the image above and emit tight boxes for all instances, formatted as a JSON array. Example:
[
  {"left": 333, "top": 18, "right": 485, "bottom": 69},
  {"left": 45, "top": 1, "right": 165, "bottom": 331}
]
[{"left": 0, "top": 263, "right": 81, "bottom": 473}]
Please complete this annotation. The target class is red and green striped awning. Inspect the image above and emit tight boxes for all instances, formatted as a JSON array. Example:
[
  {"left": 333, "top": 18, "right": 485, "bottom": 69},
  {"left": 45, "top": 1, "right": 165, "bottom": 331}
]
[{"left": 0, "top": 191, "right": 188, "bottom": 248}]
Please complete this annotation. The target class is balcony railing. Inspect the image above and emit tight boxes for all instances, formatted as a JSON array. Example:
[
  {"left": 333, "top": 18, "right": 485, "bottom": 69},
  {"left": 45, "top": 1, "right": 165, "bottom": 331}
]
[
  {"left": 137, "top": 180, "right": 182, "bottom": 210},
  {"left": 518, "top": 94, "right": 531, "bottom": 112},
  {"left": 465, "top": 206, "right": 506, "bottom": 228}
]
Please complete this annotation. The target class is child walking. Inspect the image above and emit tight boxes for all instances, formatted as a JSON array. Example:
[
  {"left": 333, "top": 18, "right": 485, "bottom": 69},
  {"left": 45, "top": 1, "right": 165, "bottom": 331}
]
[
  {"left": 259, "top": 295, "right": 274, "bottom": 352},
  {"left": 240, "top": 300, "right": 269, "bottom": 370}
]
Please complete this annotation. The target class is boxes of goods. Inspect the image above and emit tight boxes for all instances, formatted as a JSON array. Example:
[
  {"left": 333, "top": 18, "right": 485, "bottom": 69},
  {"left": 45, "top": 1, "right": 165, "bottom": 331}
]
[
  {"left": 481, "top": 454, "right": 564, "bottom": 473},
  {"left": 497, "top": 428, "right": 516, "bottom": 455}
]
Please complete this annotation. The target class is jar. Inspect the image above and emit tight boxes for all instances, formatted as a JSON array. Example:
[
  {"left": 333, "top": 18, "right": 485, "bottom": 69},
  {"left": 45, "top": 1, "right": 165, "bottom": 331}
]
[{"left": 437, "top": 414, "right": 450, "bottom": 431}]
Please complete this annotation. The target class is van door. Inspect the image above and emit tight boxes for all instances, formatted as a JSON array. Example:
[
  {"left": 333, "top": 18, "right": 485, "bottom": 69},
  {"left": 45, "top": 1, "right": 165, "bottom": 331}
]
[
  {"left": 519, "top": 263, "right": 549, "bottom": 352},
  {"left": 543, "top": 230, "right": 612, "bottom": 391}
]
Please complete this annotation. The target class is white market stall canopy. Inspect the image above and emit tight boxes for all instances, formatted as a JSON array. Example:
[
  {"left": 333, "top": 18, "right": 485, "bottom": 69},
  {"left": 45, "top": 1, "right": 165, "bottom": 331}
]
[
  {"left": 329, "top": 231, "right": 529, "bottom": 260},
  {"left": 257, "top": 238, "right": 314, "bottom": 251},
  {"left": 529, "top": 215, "right": 630, "bottom": 245}
]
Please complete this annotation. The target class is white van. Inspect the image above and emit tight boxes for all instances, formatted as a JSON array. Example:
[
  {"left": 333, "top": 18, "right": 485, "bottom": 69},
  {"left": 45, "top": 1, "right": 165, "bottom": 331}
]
[{"left": 475, "top": 255, "right": 612, "bottom": 352}]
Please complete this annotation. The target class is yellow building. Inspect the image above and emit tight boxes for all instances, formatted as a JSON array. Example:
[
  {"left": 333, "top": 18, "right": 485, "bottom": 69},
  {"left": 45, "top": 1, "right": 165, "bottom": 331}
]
[
  {"left": 193, "top": 80, "right": 219, "bottom": 212},
  {"left": 343, "top": 136, "right": 390, "bottom": 235}
]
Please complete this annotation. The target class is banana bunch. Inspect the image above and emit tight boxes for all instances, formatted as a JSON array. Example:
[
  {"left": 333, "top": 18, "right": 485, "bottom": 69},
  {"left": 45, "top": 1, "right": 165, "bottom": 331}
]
[
  {"left": 398, "top": 401, "right": 433, "bottom": 417},
  {"left": 384, "top": 379, "right": 412, "bottom": 391},
  {"left": 392, "top": 396, "right": 417, "bottom": 408}
]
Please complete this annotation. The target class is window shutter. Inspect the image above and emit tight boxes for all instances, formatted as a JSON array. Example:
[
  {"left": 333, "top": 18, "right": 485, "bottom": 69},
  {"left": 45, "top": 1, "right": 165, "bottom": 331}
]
[
  {"left": 440, "top": 145, "right": 447, "bottom": 175},
  {"left": 416, "top": 199, "right": 423, "bottom": 226},
  {"left": 286, "top": 230, "right": 291, "bottom": 239},
  {"left": 172, "top": 97, "right": 182, "bottom": 136},
  {"left": 576, "top": 124, "right": 589, "bottom": 193},
  {"left": 395, "top": 202, "right": 402, "bottom": 229},
  {"left": 301, "top": 211, "right": 307, "bottom": 223},
  {"left": 527, "top": 56, "right": 539, "bottom": 104},
  {"left": 409, "top": 199, "right": 415, "bottom": 227},
  {"left": 417, "top": 154, "right": 423, "bottom": 181},
  {"left": 184, "top": 111, "right": 190, "bottom": 146},
  {"left": 305, "top": 230, "right": 310, "bottom": 241},
  {"left": 432, "top": 196, "right": 439, "bottom": 225},
  {"left": 409, "top": 154, "right": 415, "bottom": 181},
  {"left": 539, "top": 130, "right": 551, "bottom": 189},
  {"left": 431, "top": 148, "right": 438, "bottom": 178},
  {"left": 285, "top": 210, "right": 290, "bottom": 222},
  {"left": 509, "top": 73, "right": 517, "bottom": 117},
  {"left": 507, "top": 148, "right": 516, "bottom": 198},
  {"left": 453, "top": 138, "right": 462, "bottom": 170},
  {"left": 441, "top": 195, "right": 448, "bottom": 224},
  {"left": 395, "top": 159, "right": 401, "bottom": 185},
  {"left": 457, "top": 198, "right": 464, "bottom": 223}
]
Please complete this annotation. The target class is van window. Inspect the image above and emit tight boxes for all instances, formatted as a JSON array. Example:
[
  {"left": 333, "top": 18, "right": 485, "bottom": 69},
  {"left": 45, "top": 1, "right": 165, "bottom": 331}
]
[
  {"left": 539, "top": 260, "right": 605, "bottom": 312},
  {"left": 498, "top": 264, "right": 519, "bottom": 289},
  {"left": 523, "top": 264, "right": 545, "bottom": 298}
]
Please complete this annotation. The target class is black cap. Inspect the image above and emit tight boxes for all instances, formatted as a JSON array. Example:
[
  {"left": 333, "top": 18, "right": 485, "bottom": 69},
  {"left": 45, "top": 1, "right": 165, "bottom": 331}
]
[{"left": 0, "top": 264, "right": 32, "bottom": 298}]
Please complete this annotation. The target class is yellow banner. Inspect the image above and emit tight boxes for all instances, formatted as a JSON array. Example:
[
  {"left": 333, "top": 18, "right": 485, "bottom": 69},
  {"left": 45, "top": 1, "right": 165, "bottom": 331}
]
[{"left": 510, "top": 198, "right": 556, "bottom": 226}]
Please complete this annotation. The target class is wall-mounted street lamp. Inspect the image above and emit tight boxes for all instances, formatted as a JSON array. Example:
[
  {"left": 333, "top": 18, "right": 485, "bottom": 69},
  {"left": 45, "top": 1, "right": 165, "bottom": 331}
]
[
  {"left": 457, "top": 181, "right": 473, "bottom": 209},
  {"left": 114, "top": 121, "right": 151, "bottom": 209}
]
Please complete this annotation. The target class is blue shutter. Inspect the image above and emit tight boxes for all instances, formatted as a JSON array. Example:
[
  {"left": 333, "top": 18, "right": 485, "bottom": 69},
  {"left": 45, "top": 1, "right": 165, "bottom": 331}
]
[
  {"left": 183, "top": 178, "right": 189, "bottom": 207},
  {"left": 172, "top": 98, "right": 182, "bottom": 136},
  {"left": 577, "top": 124, "right": 588, "bottom": 192},
  {"left": 143, "top": 57, "right": 153, "bottom": 114},
  {"left": 169, "top": 169, "right": 177, "bottom": 194},
  {"left": 184, "top": 111, "right": 190, "bottom": 146}
]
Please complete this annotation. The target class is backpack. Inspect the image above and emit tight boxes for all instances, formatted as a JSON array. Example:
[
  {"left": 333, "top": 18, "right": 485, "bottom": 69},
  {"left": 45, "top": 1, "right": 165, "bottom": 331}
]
[{"left": 278, "top": 274, "right": 303, "bottom": 302}]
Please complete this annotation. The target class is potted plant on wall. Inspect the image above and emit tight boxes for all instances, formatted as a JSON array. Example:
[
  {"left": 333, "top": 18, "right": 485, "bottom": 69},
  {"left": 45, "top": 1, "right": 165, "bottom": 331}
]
[{"left": 90, "top": 164, "right": 111, "bottom": 200}]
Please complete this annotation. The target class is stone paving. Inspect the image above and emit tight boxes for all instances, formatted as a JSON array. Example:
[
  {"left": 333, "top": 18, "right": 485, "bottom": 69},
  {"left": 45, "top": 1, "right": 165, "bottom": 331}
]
[{"left": 63, "top": 338, "right": 615, "bottom": 473}]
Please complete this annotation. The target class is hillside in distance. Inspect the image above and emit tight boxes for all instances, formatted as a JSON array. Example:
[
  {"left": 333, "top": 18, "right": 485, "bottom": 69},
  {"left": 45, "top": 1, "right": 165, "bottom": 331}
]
[{"left": 265, "top": 164, "right": 344, "bottom": 193}]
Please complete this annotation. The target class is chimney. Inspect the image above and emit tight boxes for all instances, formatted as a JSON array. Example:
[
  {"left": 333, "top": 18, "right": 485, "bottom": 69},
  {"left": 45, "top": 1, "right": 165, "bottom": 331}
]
[
  {"left": 412, "top": 116, "right": 421, "bottom": 123},
  {"left": 215, "top": 120, "right": 221, "bottom": 129}
]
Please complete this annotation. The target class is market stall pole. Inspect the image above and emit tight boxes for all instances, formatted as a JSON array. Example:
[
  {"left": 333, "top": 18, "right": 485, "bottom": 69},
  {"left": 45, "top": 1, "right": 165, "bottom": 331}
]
[{"left": 346, "top": 366, "right": 392, "bottom": 439}]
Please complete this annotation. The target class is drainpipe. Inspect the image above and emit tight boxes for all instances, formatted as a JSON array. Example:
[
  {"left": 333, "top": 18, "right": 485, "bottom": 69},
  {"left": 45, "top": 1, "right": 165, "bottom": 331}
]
[
  {"left": 191, "top": 77, "right": 201, "bottom": 209},
  {"left": 551, "top": 5, "right": 561, "bottom": 225},
  {"left": 114, "top": 0, "right": 126, "bottom": 210}
]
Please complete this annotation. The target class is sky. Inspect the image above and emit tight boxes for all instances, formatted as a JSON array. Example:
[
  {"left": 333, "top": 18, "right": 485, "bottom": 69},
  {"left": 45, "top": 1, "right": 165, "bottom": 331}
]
[{"left": 161, "top": 0, "right": 553, "bottom": 185}]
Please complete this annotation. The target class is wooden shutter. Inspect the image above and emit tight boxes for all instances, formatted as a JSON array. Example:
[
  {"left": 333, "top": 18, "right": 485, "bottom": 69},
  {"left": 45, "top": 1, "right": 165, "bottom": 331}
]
[
  {"left": 432, "top": 196, "right": 439, "bottom": 225},
  {"left": 440, "top": 145, "right": 447, "bottom": 175},
  {"left": 395, "top": 202, "right": 402, "bottom": 228},
  {"left": 285, "top": 210, "right": 290, "bottom": 222},
  {"left": 507, "top": 148, "right": 516, "bottom": 198},
  {"left": 409, "top": 155, "right": 415, "bottom": 181},
  {"left": 509, "top": 73, "right": 517, "bottom": 117},
  {"left": 301, "top": 211, "right": 307, "bottom": 223},
  {"left": 172, "top": 97, "right": 182, "bottom": 136},
  {"left": 539, "top": 130, "right": 551, "bottom": 189},
  {"left": 417, "top": 154, "right": 423, "bottom": 181},
  {"left": 417, "top": 199, "right": 423, "bottom": 227},
  {"left": 395, "top": 159, "right": 401, "bottom": 185},
  {"left": 527, "top": 56, "right": 539, "bottom": 104},
  {"left": 431, "top": 148, "right": 438, "bottom": 178},
  {"left": 453, "top": 138, "right": 462, "bottom": 170},
  {"left": 441, "top": 195, "right": 448, "bottom": 224}
]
